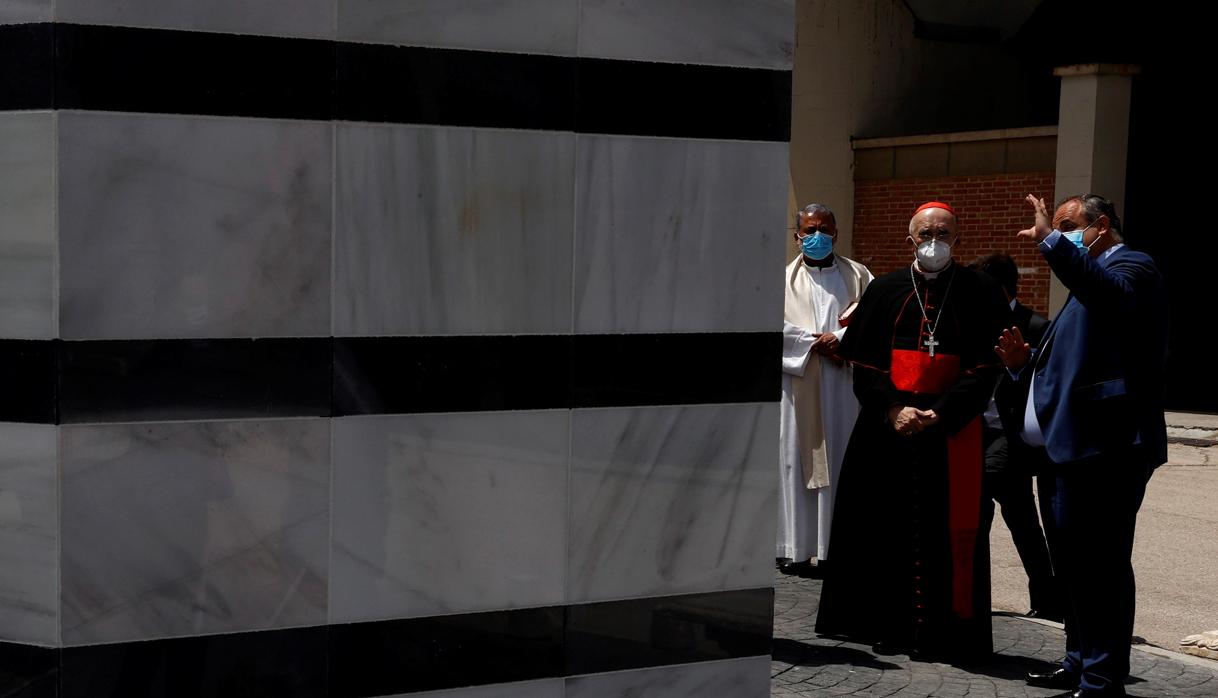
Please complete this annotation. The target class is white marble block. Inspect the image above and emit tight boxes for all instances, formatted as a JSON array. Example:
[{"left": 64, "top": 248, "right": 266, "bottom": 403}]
[
  {"left": 566, "top": 657, "right": 771, "bottom": 698},
  {"left": 0, "top": 112, "right": 55, "bottom": 339},
  {"left": 579, "top": 0, "right": 795, "bottom": 69},
  {"left": 0, "top": 422, "right": 58, "bottom": 646},
  {"left": 0, "top": 0, "right": 51, "bottom": 23},
  {"left": 56, "top": 0, "right": 334, "bottom": 39},
  {"left": 568, "top": 404, "right": 778, "bottom": 603},
  {"left": 57, "top": 113, "right": 332, "bottom": 340},
  {"left": 335, "top": 124, "right": 574, "bottom": 336},
  {"left": 331, "top": 411, "right": 568, "bottom": 622},
  {"left": 388, "top": 679, "right": 564, "bottom": 698},
  {"left": 574, "top": 135, "right": 788, "bottom": 334},
  {"left": 338, "top": 0, "right": 578, "bottom": 55},
  {"left": 59, "top": 419, "right": 330, "bottom": 644}
]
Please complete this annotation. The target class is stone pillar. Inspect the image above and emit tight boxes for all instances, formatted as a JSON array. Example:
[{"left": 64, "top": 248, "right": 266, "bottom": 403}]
[
  {"left": 0, "top": 3, "right": 792, "bottom": 695},
  {"left": 1049, "top": 63, "right": 1139, "bottom": 315}
]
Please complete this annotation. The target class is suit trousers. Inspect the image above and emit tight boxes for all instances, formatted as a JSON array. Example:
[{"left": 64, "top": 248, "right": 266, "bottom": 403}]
[
  {"left": 980, "top": 428, "right": 1058, "bottom": 614},
  {"left": 1039, "top": 449, "right": 1153, "bottom": 695}
]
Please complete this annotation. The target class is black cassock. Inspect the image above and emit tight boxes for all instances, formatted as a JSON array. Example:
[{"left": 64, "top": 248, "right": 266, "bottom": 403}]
[{"left": 815, "top": 262, "right": 1011, "bottom": 659}]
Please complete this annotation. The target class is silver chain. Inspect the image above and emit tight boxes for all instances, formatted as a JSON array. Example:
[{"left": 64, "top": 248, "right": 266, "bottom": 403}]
[{"left": 909, "top": 263, "right": 955, "bottom": 337}]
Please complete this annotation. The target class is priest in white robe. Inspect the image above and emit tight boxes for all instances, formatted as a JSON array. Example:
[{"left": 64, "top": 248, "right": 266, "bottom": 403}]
[{"left": 778, "top": 203, "right": 873, "bottom": 573}]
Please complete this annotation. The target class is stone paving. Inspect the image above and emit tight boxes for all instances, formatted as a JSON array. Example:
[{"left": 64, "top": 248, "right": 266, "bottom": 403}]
[{"left": 771, "top": 570, "right": 1218, "bottom": 697}]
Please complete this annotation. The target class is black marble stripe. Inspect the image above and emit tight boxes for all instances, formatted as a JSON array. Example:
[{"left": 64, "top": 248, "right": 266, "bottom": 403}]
[
  {"left": 2, "top": 23, "right": 790, "bottom": 142},
  {"left": 54, "top": 23, "right": 333, "bottom": 120},
  {"left": 59, "top": 627, "right": 329, "bottom": 698},
  {"left": 565, "top": 588, "right": 773, "bottom": 676},
  {"left": 570, "top": 332, "right": 782, "bottom": 409},
  {"left": 332, "top": 335, "right": 573, "bottom": 416},
  {"left": 58, "top": 338, "right": 333, "bottom": 424},
  {"left": 335, "top": 42, "right": 576, "bottom": 131},
  {"left": 333, "top": 332, "right": 780, "bottom": 415},
  {"left": 0, "top": 340, "right": 57, "bottom": 424},
  {"left": 328, "top": 606, "right": 566, "bottom": 697},
  {"left": 0, "top": 588, "right": 771, "bottom": 697},
  {"left": 0, "top": 333, "right": 777, "bottom": 424},
  {"left": 0, "top": 24, "right": 54, "bottom": 112},
  {"left": 576, "top": 57, "right": 792, "bottom": 142},
  {"left": 0, "top": 641, "right": 57, "bottom": 698}
]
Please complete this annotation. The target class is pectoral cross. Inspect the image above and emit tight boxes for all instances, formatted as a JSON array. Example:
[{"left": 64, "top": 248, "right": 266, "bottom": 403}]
[{"left": 924, "top": 334, "right": 939, "bottom": 357}]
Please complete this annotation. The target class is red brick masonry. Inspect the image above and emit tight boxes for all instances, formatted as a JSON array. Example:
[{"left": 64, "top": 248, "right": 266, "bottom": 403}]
[{"left": 853, "top": 171, "right": 1056, "bottom": 315}]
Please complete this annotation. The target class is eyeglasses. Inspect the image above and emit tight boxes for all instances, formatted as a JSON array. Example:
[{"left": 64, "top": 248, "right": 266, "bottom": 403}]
[
  {"left": 796, "top": 225, "right": 836, "bottom": 238},
  {"left": 911, "top": 229, "right": 955, "bottom": 243}
]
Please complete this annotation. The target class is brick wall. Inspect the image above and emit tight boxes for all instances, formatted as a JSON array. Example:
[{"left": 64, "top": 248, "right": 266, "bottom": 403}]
[{"left": 852, "top": 171, "right": 1056, "bottom": 315}]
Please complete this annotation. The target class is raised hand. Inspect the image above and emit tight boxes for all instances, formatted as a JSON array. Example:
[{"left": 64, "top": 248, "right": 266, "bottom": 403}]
[
  {"left": 994, "top": 326, "right": 1031, "bottom": 371},
  {"left": 1019, "top": 194, "right": 1053, "bottom": 243}
]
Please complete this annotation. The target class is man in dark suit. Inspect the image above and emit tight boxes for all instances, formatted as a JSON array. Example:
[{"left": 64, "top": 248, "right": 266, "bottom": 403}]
[
  {"left": 972, "top": 254, "right": 1060, "bottom": 621},
  {"left": 996, "top": 194, "right": 1168, "bottom": 698}
]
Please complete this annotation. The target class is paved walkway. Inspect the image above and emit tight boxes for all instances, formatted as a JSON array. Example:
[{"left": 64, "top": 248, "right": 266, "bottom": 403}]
[{"left": 771, "top": 570, "right": 1218, "bottom": 697}]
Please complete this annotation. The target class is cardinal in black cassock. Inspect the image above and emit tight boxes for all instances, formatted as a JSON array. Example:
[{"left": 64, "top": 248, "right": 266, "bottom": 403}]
[{"left": 815, "top": 202, "right": 1011, "bottom": 661}]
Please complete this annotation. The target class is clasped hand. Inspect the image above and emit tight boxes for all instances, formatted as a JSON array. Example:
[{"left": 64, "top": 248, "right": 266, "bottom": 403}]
[{"left": 888, "top": 405, "right": 938, "bottom": 437}]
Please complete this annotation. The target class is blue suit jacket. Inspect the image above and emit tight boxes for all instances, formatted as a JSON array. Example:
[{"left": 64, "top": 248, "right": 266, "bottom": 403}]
[{"left": 1019, "top": 234, "right": 1168, "bottom": 467}]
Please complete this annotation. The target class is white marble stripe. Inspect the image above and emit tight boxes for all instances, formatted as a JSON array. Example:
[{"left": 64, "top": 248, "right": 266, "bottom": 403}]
[
  {"left": 566, "top": 656, "right": 771, "bottom": 698},
  {"left": 330, "top": 411, "right": 568, "bottom": 622},
  {"left": 56, "top": 0, "right": 335, "bottom": 39},
  {"left": 57, "top": 111, "right": 332, "bottom": 340},
  {"left": 59, "top": 418, "right": 330, "bottom": 645},
  {"left": 0, "top": 111, "right": 56, "bottom": 340},
  {"left": 0, "top": 422, "right": 58, "bottom": 646},
  {"left": 568, "top": 404, "right": 778, "bottom": 603}
]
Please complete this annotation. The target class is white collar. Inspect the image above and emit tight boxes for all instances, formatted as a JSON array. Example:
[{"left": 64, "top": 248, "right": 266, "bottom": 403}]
[{"left": 802, "top": 258, "right": 838, "bottom": 273}]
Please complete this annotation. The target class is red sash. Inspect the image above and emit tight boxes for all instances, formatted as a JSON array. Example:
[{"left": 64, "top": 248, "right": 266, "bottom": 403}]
[
  {"left": 947, "top": 417, "right": 983, "bottom": 619},
  {"left": 890, "top": 349, "right": 959, "bottom": 394},
  {"left": 891, "top": 347, "right": 982, "bottom": 619}
]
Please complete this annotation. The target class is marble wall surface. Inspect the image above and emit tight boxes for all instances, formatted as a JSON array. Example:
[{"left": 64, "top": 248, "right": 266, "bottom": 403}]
[
  {"left": 0, "top": 112, "right": 55, "bottom": 339},
  {"left": 59, "top": 419, "right": 330, "bottom": 645},
  {"left": 574, "top": 136, "right": 788, "bottom": 334},
  {"left": 566, "top": 657, "right": 771, "bottom": 698},
  {"left": 335, "top": 125, "right": 574, "bottom": 336},
  {"left": 0, "top": 422, "right": 58, "bottom": 646},
  {"left": 569, "top": 404, "right": 777, "bottom": 602},
  {"left": 338, "top": 0, "right": 578, "bottom": 55},
  {"left": 1, "top": 2, "right": 790, "bottom": 694},
  {"left": 0, "top": 0, "right": 51, "bottom": 23},
  {"left": 6, "top": 1, "right": 793, "bottom": 69},
  {"left": 331, "top": 411, "right": 568, "bottom": 621},
  {"left": 392, "top": 679, "right": 564, "bottom": 698},
  {"left": 57, "top": 112, "right": 331, "bottom": 340},
  {"left": 383, "top": 656, "right": 770, "bottom": 698},
  {"left": 578, "top": 0, "right": 795, "bottom": 69},
  {"left": 55, "top": 0, "right": 334, "bottom": 38}
]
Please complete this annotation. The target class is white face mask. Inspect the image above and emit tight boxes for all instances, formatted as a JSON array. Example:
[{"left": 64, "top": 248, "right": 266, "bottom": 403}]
[{"left": 914, "top": 239, "right": 952, "bottom": 272}]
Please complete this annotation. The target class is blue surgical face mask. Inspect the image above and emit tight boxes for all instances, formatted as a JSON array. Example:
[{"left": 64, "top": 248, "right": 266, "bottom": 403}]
[
  {"left": 801, "top": 231, "right": 834, "bottom": 260},
  {"left": 1059, "top": 221, "right": 1097, "bottom": 251}
]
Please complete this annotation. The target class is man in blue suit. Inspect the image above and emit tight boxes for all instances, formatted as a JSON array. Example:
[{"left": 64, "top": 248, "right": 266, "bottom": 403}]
[{"left": 995, "top": 194, "right": 1168, "bottom": 698}]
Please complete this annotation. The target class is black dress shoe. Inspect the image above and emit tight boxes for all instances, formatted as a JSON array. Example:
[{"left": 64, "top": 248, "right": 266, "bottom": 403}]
[
  {"left": 1026, "top": 667, "right": 1079, "bottom": 690},
  {"left": 1048, "top": 690, "right": 1126, "bottom": 698},
  {"left": 871, "top": 639, "right": 908, "bottom": 656},
  {"left": 1026, "top": 608, "right": 1066, "bottom": 622},
  {"left": 779, "top": 560, "right": 813, "bottom": 576}
]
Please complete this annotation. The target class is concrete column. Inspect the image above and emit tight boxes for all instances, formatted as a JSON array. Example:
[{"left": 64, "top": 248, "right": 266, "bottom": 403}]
[{"left": 1048, "top": 63, "right": 1139, "bottom": 315}]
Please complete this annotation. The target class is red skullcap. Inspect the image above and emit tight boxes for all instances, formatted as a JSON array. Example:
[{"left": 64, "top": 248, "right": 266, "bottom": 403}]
[{"left": 914, "top": 201, "right": 955, "bottom": 216}]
